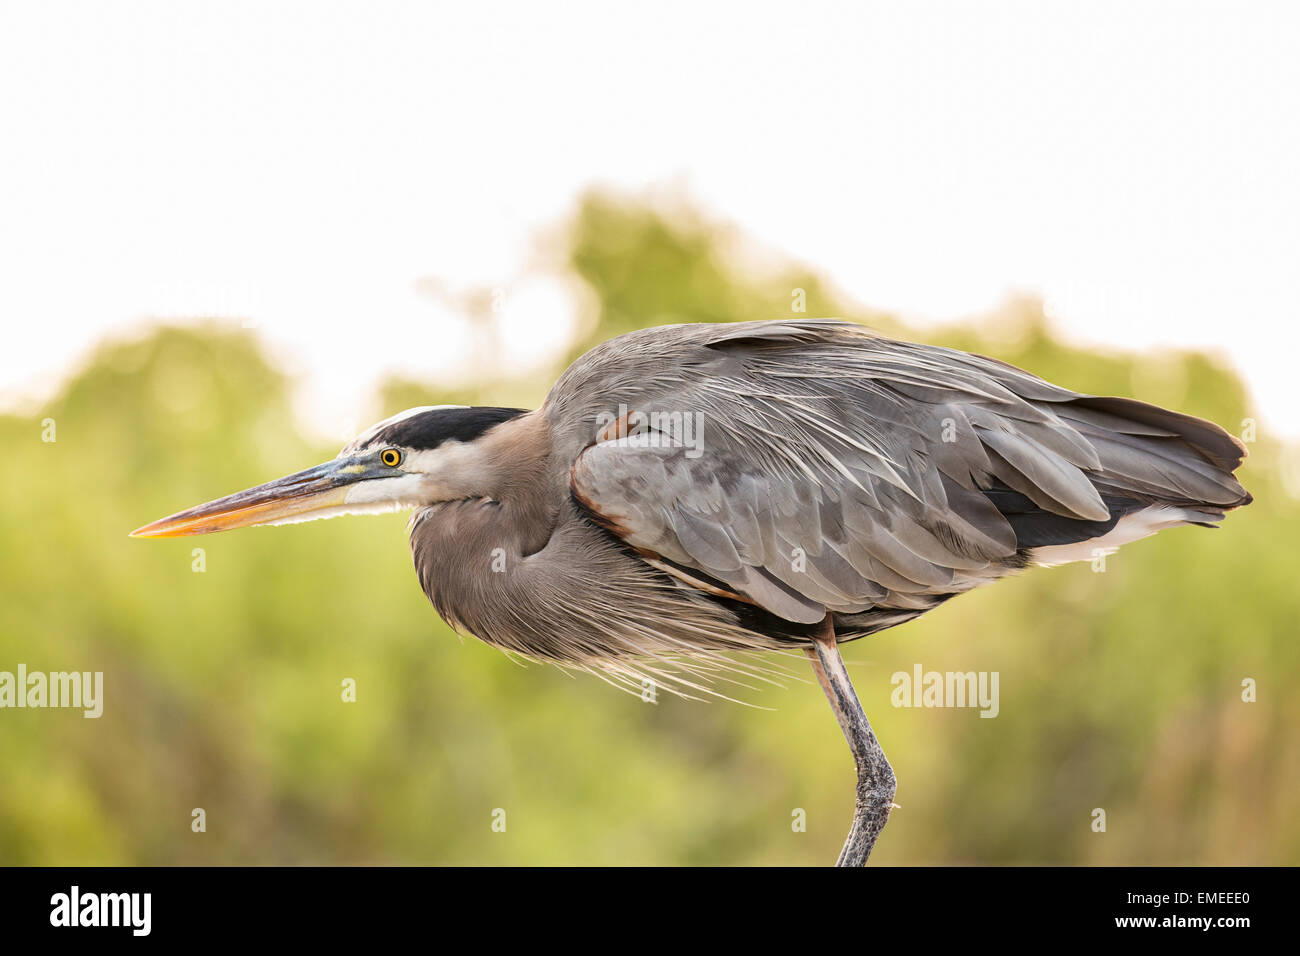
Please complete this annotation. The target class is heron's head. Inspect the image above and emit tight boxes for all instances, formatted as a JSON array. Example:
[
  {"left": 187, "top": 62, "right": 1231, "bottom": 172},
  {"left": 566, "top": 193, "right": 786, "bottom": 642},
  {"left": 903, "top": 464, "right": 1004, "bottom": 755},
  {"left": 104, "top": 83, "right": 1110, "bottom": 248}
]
[{"left": 130, "top": 405, "right": 528, "bottom": 538}]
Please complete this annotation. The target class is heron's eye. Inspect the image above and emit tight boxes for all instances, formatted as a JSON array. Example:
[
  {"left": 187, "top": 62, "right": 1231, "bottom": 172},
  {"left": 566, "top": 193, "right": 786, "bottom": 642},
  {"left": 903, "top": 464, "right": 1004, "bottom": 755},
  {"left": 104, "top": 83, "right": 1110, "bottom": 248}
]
[{"left": 380, "top": 448, "right": 403, "bottom": 468}]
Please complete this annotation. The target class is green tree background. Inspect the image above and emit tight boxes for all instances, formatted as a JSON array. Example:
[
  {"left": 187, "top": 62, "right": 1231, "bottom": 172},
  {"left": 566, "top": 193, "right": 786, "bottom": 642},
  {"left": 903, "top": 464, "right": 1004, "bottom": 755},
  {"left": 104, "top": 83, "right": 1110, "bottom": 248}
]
[{"left": 2, "top": 192, "right": 1296, "bottom": 864}]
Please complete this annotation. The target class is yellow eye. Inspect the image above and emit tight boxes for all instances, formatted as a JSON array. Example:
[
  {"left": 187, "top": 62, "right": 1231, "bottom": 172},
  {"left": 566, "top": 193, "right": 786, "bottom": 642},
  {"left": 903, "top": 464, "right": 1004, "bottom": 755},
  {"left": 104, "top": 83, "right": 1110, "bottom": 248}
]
[{"left": 380, "top": 448, "right": 402, "bottom": 468}]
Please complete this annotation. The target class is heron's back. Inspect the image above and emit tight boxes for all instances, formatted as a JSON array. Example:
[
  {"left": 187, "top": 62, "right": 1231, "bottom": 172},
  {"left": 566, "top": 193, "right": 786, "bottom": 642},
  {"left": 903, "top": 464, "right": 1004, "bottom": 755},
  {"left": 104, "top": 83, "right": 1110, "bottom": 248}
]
[
  {"left": 556, "top": 320, "right": 1250, "bottom": 642},
  {"left": 412, "top": 319, "right": 1250, "bottom": 692}
]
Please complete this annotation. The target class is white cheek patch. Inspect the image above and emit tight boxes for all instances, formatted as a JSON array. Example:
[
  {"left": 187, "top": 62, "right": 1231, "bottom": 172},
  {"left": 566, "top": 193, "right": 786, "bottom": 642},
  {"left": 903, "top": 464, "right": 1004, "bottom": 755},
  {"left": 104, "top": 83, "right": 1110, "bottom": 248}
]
[
  {"left": 401, "top": 441, "right": 494, "bottom": 491},
  {"left": 343, "top": 473, "right": 432, "bottom": 508}
]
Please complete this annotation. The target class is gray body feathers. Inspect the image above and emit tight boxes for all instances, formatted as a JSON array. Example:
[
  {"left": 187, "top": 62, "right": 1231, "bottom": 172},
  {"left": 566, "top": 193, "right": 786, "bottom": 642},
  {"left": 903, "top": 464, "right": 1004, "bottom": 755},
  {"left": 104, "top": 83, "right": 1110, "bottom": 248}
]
[{"left": 410, "top": 319, "right": 1250, "bottom": 690}]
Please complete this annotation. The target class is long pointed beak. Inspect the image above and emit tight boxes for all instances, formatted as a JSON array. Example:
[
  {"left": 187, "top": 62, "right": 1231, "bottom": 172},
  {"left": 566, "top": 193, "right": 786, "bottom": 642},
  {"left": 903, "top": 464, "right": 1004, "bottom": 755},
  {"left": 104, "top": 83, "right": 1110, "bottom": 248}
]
[{"left": 130, "top": 457, "right": 385, "bottom": 538}]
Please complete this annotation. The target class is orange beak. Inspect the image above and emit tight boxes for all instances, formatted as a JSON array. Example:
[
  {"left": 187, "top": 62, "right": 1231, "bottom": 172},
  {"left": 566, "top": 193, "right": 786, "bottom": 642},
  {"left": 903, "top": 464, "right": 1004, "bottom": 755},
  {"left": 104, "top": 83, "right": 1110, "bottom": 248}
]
[{"left": 130, "top": 457, "right": 380, "bottom": 538}]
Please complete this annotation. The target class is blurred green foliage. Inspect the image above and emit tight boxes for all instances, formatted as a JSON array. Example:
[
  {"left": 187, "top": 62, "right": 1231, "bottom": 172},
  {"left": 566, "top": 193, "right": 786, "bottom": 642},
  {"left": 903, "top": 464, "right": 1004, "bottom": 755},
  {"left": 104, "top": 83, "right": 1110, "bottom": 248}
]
[{"left": 1, "top": 192, "right": 1296, "bottom": 864}]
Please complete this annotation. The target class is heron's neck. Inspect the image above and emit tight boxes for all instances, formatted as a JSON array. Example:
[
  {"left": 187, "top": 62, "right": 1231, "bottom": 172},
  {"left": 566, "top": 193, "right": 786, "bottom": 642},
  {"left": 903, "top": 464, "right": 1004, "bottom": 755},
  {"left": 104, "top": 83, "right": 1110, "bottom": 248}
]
[
  {"left": 416, "top": 409, "right": 558, "bottom": 554},
  {"left": 407, "top": 415, "right": 560, "bottom": 640}
]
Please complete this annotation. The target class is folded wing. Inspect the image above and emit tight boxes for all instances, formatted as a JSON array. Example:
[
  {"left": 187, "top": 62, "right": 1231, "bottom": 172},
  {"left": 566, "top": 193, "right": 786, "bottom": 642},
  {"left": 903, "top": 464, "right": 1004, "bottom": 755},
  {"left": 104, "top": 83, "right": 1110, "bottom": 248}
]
[{"left": 568, "top": 320, "right": 1250, "bottom": 625}]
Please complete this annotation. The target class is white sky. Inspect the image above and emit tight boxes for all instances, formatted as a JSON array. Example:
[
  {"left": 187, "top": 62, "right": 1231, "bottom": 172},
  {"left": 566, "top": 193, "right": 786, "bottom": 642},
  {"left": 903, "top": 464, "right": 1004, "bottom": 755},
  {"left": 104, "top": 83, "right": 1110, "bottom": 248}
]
[{"left": 2, "top": 0, "right": 1297, "bottom": 440}]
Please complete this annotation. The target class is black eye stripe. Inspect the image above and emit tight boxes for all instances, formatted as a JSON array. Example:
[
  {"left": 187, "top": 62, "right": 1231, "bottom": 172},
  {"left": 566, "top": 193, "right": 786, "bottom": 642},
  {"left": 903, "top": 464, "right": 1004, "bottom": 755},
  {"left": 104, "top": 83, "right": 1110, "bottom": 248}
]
[{"left": 368, "top": 407, "right": 526, "bottom": 450}]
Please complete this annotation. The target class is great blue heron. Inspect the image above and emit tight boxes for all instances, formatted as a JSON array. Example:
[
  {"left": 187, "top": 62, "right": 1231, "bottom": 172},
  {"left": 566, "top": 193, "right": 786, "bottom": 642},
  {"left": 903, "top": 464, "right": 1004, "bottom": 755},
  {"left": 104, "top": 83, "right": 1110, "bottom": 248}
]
[{"left": 131, "top": 319, "right": 1251, "bottom": 865}]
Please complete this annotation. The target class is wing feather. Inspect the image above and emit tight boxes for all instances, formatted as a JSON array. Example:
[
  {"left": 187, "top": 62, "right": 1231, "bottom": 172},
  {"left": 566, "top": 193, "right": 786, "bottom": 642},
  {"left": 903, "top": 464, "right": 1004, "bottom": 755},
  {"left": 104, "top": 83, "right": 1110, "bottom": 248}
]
[{"left": 561, "top": 320, "right": 1250, "bottom": 624}]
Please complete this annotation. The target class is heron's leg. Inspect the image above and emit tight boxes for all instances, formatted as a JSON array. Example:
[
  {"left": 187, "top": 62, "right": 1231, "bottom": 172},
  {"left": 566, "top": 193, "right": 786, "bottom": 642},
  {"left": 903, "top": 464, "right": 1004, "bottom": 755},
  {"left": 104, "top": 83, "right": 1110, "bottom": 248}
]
[{"left": 805, "top": 616, "right": 896, "bottom": 866}]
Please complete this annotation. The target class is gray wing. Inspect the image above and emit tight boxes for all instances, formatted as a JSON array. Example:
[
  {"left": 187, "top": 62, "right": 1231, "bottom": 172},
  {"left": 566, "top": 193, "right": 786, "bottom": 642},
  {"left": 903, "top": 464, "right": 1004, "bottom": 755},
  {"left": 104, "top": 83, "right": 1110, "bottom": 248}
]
[{"left": 566, "top": 320, "right": 1250, "bottom": 625}]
